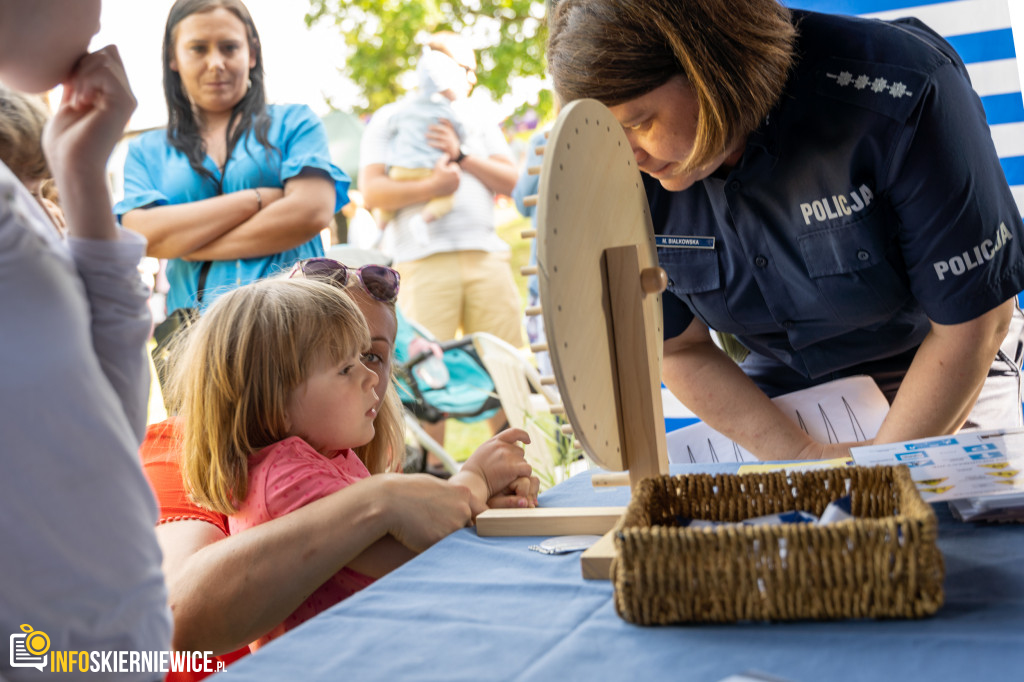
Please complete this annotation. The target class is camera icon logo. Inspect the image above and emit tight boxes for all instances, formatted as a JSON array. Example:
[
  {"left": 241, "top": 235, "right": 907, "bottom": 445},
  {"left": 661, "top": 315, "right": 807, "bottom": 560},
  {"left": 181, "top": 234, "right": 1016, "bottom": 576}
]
[{"left": 10, "top": 624, "right": 49, "bottom": 671}]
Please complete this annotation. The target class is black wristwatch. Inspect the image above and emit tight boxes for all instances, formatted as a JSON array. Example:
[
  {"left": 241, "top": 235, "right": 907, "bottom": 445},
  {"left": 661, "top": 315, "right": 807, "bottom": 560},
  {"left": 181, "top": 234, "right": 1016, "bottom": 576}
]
[{"left": 454, "top": 146, "right": 468, "bottom": 164}]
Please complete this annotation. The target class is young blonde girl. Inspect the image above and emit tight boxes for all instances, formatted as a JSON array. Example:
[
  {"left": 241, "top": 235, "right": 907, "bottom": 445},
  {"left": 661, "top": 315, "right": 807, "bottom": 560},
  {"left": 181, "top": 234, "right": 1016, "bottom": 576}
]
[{"left": 173, "top": 277, "right": 412, "bottom": 647}]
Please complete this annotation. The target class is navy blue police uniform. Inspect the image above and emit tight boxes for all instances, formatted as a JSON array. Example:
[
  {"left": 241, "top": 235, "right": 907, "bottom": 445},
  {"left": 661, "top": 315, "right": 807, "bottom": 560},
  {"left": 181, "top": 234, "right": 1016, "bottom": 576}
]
[{"left": 651, "top": 10, "right": 1024, "bottom": 413}]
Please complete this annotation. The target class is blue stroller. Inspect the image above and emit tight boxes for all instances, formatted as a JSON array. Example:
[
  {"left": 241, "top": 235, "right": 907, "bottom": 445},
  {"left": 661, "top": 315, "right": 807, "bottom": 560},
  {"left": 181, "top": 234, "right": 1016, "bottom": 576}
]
[{"left": 393, "top": 307, "right": 501, "bottom": 474}]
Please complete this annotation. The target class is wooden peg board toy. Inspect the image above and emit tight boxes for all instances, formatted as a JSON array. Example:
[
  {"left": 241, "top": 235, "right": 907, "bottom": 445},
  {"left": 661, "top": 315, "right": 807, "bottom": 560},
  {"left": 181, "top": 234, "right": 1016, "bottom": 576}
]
[{"left": 475, "top": 99, "right": 669, "bottom": 548}]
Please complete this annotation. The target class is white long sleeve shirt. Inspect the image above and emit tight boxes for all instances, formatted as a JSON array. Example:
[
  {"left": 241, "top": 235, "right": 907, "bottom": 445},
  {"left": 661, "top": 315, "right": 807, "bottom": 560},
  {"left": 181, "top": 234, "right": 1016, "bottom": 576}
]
[{"left": 0, "top": 162, "right": 170, "bottom": 680}]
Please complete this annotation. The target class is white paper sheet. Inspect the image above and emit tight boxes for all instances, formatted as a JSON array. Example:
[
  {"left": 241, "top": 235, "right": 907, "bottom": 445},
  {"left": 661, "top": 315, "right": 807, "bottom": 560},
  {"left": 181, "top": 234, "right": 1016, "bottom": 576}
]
[{"left": 666, "top": 375, "right": 890, "bottom": 463}]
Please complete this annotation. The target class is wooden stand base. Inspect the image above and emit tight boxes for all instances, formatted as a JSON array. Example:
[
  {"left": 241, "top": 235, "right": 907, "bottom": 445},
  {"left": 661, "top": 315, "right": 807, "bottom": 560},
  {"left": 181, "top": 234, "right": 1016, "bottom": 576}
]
[
  {"left": 580, "top": 530, "right": 617, "bottom": 580},
  {"left": 475, "top": 507, "right": 625, "bottom": 537},
  {"left": 475, "top": 100, "right": 671, "bottom": 583}
]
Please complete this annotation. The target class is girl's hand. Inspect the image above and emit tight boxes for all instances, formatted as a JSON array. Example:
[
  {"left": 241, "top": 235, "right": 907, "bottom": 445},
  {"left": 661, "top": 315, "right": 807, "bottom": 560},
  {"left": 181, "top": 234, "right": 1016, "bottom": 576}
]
[
  {"left": 43, "top": 45, "right": 136, "bottom": 182},
  {"left": 461, "top": 428, "right": 534, "bottom": 499},
  {"left": 487, "top": 475, "right": 540, "bottom": 509},
  {"left": 252, "top": 186, "right": 285, "bottom": 209}
]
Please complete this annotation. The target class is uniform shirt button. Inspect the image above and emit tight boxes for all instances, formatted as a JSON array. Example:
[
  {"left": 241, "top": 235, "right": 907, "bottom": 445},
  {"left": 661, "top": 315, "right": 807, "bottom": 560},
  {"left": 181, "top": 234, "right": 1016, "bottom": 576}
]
[
  {"left": 667, "top": 278, "right": 675, "bottom": 287},
  {"left": 754, "top": 255, "right": 768, "bottom": 268},
  {"left": 729, "top": 180, "right": 742, "bottom": 192},
  {"left": 857, "top": 249, "right": 870, "bottom": 261}
]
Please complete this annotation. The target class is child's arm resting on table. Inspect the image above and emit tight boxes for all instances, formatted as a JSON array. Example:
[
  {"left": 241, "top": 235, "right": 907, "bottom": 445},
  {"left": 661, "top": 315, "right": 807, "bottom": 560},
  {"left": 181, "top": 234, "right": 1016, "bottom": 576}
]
[{"left": 348, "top": 472, "right": 485, "bottom": 577}]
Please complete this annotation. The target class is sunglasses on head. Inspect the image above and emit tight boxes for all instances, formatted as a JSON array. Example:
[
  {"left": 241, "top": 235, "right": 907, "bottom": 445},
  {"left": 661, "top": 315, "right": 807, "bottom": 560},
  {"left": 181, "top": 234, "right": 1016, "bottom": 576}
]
[{"left": 289, "top": 258, "right": 401, "bottom": 303}]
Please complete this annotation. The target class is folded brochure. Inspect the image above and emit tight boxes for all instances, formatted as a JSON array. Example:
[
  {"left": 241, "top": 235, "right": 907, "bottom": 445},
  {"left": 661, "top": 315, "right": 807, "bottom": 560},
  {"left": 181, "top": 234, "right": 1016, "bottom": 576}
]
[{"left": 850, "top": 427, "right": 1024, "bottom": 521}]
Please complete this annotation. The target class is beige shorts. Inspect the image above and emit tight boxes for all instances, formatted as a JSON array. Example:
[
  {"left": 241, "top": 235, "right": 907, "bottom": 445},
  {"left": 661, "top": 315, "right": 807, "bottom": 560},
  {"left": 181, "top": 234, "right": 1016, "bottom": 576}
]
[{"left": 396, "top": 250, "right": 524, "bottom": 347}]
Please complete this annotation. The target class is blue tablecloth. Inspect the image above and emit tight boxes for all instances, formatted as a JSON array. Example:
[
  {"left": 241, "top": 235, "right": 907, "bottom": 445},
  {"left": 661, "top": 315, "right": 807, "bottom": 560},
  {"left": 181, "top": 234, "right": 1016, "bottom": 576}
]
[{"left": 218, "top": 466, "right": 1024, "bottom": 681}]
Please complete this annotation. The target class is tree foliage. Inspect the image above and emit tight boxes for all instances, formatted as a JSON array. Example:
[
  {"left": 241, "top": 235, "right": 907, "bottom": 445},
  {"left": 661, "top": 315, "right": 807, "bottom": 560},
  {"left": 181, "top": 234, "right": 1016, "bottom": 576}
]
[{"left": 305, "top": 0, "right": 550, "bottom": 116}]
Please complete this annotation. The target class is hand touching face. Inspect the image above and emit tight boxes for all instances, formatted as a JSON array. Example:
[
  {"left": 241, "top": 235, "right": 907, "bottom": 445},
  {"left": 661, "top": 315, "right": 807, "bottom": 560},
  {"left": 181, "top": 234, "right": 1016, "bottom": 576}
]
[
  {"left": 44, "top": 45, "right": 137, "bottom": 184},
  {"left": 0, "top": 0, "right": 102, "bottom": 93}
]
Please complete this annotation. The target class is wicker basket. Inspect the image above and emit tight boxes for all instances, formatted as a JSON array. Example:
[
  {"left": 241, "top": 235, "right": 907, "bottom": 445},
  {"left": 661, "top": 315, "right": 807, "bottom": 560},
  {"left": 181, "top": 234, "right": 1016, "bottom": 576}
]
[{"left": 611, "top": 465, "right": 944, "bottom": 624}]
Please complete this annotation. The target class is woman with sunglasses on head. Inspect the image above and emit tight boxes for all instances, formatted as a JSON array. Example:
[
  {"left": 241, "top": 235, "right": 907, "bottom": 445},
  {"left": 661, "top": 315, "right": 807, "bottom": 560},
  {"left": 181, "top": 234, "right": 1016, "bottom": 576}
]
[
  {"left": 547, "top": 0, "right": 1024, "bottom": 461},
  {"left": 115, "top": 0, "right": 347, "bottom": 330},
  {"left": 140, "top": 258, "right": 537, "bottom": 673}
]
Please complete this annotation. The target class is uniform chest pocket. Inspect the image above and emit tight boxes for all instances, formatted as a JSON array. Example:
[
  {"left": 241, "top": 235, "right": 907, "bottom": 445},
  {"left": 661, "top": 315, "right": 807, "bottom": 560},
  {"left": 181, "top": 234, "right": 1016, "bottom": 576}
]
[
  {"left": 657, "top": 246, "right": 741, "bottom": 331},
  {"left": 658, "top": 246, "right": 721, "bottom": 295},
  {"left": 797, "top": 220, "right": 910, "bottom": 323}
]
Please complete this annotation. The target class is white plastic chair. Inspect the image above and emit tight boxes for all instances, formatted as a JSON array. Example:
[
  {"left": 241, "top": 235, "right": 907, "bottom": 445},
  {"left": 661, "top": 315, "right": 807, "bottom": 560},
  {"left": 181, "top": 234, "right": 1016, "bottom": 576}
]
[{"left": 471, "top": 332, "right": 582, "bottom": 488}]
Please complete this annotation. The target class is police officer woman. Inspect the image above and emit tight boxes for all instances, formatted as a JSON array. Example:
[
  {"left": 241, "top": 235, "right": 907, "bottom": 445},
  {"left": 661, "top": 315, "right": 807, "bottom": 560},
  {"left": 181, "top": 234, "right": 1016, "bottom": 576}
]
[{"left": 547, "top": 0, "right": 1024, "bottom": 460}]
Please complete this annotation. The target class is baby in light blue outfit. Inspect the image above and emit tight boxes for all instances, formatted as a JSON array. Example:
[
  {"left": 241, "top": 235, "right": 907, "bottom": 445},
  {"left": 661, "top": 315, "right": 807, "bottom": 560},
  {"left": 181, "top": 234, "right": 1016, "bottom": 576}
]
[{"left": 382, "top": 47, "right": 468, "bottom": 227}]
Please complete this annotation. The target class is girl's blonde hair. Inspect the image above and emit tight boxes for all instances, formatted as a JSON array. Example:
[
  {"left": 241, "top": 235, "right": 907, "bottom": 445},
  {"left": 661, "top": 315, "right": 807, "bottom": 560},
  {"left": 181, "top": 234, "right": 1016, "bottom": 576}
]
[
  {"left": 170, "top": 278, "right": 399, "bottom": 515},
  {"left": 285, "top": 261, "right": 406, "bottom": 476}
]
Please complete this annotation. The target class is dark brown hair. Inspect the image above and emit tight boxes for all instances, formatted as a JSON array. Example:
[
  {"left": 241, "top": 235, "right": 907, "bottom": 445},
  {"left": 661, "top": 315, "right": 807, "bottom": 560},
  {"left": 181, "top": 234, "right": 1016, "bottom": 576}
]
[{"left": 548, "top": 0, "right": 796, "bottom": 169}]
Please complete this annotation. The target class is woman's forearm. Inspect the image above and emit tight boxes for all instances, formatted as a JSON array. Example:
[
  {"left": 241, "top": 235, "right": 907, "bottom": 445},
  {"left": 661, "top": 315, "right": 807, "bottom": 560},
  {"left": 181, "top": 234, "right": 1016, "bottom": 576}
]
[
  {"left": 874, "top": 299, "right": 1014, "bottom": 443},
  {"left": 185, "top": 174, "right": 335, "bottom": 261},
  {"left": 164, "top": 477, "right": 393, "bottom": 655},
  {"left": 664, "top": 339, "right": 820, "bottom": 460},
  {"left": 163, "top": 472, "right": 474, "bottom": 655},
  {"left": 662, "top": 317, "right": 842, "bottom": 460},
  {"left": 345, "top": 536, "right": 417, "bottom": 578},
  {"left": 122, "top": 190, "right": 261, "bottom": 259},
  {"left": 448, "top": 470, "right": 490, "bottom": 509}
]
